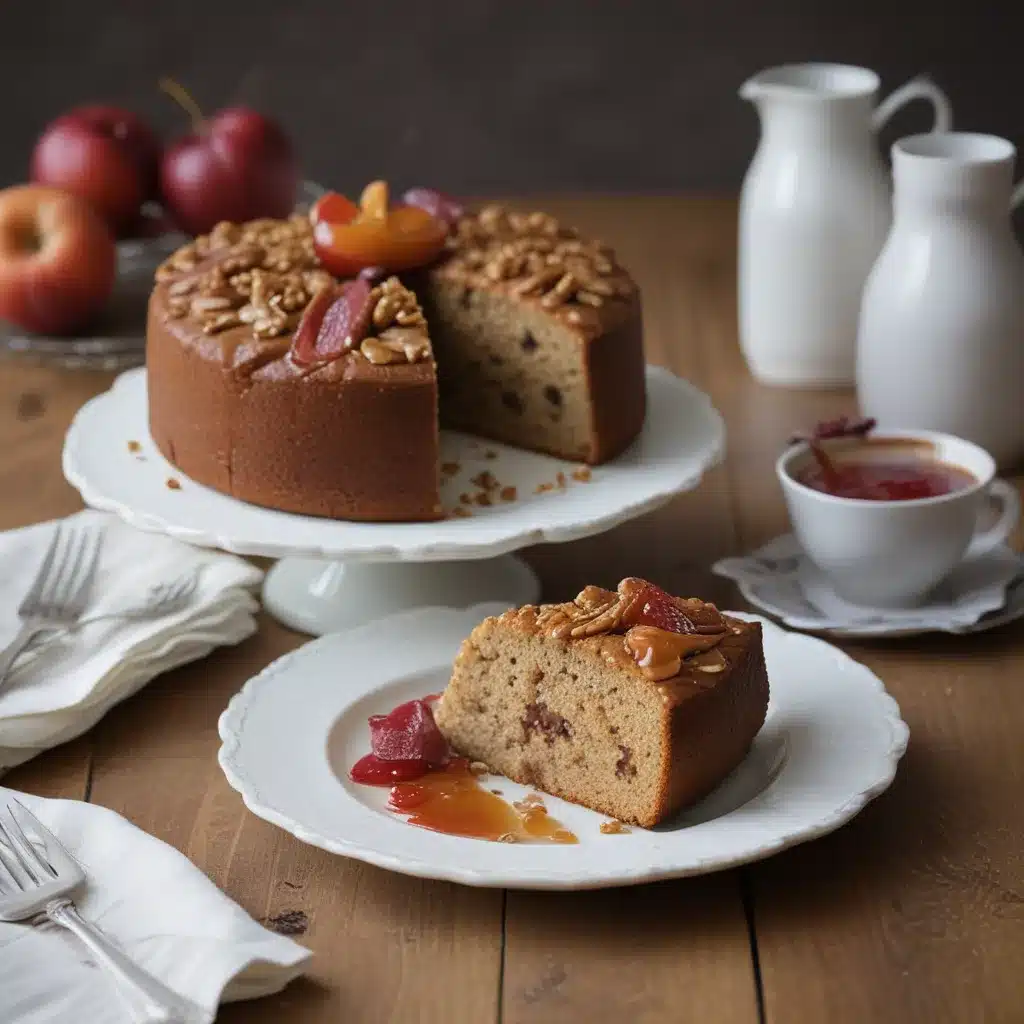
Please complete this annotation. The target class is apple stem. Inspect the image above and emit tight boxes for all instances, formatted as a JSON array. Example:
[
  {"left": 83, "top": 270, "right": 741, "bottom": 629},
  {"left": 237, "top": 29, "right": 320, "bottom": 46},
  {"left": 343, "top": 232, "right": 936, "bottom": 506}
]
[{"left": 158, "top": 77, "right": 206, "bottom": 132}]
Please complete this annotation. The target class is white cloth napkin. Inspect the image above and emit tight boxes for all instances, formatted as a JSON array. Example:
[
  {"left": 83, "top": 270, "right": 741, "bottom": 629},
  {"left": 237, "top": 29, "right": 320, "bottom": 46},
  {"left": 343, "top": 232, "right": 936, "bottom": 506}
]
[
  {"left": 713, "top": 533, "right": 1024, "bottom": 632},
  {"left": 0, "top": 511, "right": 263, "bottom": 774},
  {"left": 0, "top": 786, "right": 311, "bottom": 1023}
]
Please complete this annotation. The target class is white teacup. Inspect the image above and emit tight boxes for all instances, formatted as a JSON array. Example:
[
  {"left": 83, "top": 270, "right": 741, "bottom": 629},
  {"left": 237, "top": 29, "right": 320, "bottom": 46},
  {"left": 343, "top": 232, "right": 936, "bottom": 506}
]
[{"left": 777, "top": 428, "right": 1020, "bottom": 607}]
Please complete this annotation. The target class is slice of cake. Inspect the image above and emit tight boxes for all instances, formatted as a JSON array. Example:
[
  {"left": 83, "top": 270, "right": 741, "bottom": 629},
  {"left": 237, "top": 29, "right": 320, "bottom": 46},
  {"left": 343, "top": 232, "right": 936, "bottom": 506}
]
[{"left": 433, "top": 578, "right": 770, "bottom": 827}]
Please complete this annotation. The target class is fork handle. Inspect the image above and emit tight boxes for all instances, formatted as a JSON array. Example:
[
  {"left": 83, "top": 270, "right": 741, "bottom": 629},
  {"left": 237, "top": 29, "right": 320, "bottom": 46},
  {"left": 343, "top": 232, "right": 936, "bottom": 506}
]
[
  {"left": 46, "top": 898, "right": 203, "bottom": 1023},
  {"left": 0, "top": 622, "right": 45, "bottom": 688}
]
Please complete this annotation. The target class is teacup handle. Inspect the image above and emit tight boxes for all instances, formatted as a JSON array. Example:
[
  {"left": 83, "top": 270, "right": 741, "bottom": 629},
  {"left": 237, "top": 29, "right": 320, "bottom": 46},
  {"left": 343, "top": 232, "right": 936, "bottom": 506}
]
[
  {"left": 871, "top": 75, "right": 953, "bottom": 134},
  {"left": 1011, "top": 180, "right": 1024, "bottom": 211},
  {"left": 966, "top": 479, "right": 1021, "bottom": 559}
]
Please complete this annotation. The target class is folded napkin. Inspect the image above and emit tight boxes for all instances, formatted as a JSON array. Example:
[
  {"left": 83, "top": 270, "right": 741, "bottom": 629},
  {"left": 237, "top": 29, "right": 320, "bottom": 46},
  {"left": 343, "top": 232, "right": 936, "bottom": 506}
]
[
  {"left": 0, "top": 786, "right": 310, "bottom": 1023},
  {"left": 0, "top": 511, "right": 263, "bottom": 774},
  {"left": 714, "top": 533, "right": 1024, "bottom": 632}
]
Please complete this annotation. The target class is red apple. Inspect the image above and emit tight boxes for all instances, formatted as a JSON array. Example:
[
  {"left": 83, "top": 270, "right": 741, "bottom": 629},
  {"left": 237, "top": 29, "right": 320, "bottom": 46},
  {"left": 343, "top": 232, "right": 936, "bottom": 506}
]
[
  {"left": 159, "top": 82, "right": 298, "bottom": 236},
  {"left": 31, "top": 106, "right": 161, "bottom": 233},
  {"left": 0, "top": 184, "right": 116, "bottom": 335}
]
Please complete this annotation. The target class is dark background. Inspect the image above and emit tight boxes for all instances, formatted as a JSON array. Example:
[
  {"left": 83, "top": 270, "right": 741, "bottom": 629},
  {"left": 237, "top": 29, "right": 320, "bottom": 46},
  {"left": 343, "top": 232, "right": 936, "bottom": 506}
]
[{"left": 1, "top": 0, "right": 1017, "bottom": 196}]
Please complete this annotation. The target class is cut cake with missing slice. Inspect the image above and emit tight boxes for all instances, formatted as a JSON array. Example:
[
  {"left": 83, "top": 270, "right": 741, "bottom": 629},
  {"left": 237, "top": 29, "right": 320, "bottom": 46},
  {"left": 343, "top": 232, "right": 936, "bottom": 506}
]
[{"left": 433, "top": 579, "right": 770, "bottom": 828}]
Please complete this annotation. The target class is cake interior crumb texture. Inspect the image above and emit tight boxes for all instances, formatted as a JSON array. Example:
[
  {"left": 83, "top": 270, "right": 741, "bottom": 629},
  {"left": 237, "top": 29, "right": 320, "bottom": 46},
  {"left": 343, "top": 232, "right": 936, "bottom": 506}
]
[{"left": 434, "top": 615, "right": 769, "bottom": 828}]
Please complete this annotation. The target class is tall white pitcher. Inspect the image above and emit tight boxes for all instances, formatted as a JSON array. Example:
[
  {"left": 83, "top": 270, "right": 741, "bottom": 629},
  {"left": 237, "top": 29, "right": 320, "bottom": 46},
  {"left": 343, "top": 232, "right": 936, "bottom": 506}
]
[
  {"left": 857, "top": 133, "right": 1024, "bottom": 470},
  {"left": 738, "top": 63, "right": 952, "bottom": 387}
]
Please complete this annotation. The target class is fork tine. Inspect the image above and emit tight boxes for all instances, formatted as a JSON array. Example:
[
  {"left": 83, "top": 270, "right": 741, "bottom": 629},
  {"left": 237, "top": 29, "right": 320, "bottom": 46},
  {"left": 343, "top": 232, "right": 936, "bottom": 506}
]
[
  {"left": 0, "top": 810, "right": 45, "bottom": 885},
  {"left": 64, "top": 527, "right": 103, "bottom": 616},
  {"left": 0, "top": 803, "right": 54, "bottom": 883},
  {"left": 18, "top": 524, "right": 65, "bottom": 615},
  {"left": 10, "top": 798, "right": 78, "bottom": 878},
  {"left": 0, "top": 841, "right": 26, "bottom": 892},
  {"left": 35, "top": 523, "right": 75, "bottom": 611}
]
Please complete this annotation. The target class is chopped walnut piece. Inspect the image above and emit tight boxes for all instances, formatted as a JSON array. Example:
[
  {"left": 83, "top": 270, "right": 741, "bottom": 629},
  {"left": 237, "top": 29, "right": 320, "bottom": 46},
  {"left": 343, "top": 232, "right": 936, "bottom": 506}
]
[
  {"left": 451, "top": 506, "right": 472, "bottom": 518},
  {"left": 127, "top": 440, "right": 142, "bottom": 453},
  {"left": 535, "top": 481, "right": 555, "bottom": 494},
  {"left": 500, "top": 486, "right": 517, "bottom": 502},
  {"left": 166, "top": 477, "right": 182, "bottom": 490},
  {"left": 497, "top": 833, "right": 519, "bottom": 843},
  {"left": 600, "top": 820, "right": 630, "bottom": 835},
  {"left": 572, "top": 468, "right": 592, "bottom": 482},
  {"left": 475, "top": 492, "right": 493, "bottom": 507},
  {"left": 441, "top": 461, "right": 461, "bottom": 476}
]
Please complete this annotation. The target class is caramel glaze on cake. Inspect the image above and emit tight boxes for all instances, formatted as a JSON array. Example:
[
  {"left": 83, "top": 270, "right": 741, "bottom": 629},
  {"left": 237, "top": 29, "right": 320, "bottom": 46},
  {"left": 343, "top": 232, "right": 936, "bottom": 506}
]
[
  {"left": 147, "top": 206, "right": 645, "bottom": 522},
  {"left": 434, "top": 580, "right": 770, "bottom": 827}
]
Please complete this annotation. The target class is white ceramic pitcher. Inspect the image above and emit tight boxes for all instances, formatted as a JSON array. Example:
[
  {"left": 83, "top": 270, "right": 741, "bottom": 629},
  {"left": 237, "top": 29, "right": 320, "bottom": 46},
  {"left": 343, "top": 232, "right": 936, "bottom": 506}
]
[
  {"left": 739, "top": 63, "right": 952, "bottom": 387},
  {"left": 857, "top": 133, "right": 1024, "bottom": 470}
]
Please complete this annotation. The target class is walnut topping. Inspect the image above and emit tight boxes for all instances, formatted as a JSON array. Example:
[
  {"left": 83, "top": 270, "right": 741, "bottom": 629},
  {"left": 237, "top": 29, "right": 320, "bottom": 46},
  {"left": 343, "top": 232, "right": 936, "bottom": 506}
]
[
  {"left": 158, "top": 216, "right": 322, "bottom": 339},
  {"left": 525, "top": 579, "right": 731, "bottom": 681},
  {"left": 442, "top": 205, "right": 634, "bottom": 317},
  {"left": 355, "top": 277, "right": 432, "bottom": 366}
]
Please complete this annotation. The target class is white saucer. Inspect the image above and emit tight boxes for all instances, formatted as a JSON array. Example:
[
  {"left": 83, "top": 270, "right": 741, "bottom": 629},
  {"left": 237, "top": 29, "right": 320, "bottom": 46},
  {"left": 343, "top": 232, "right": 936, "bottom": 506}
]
[
  {"left": 217, "top": 605, "right": 908, "bottom": 890},
  {"left": 714, "top": 535, "right": 1024, "bottom": 639}
]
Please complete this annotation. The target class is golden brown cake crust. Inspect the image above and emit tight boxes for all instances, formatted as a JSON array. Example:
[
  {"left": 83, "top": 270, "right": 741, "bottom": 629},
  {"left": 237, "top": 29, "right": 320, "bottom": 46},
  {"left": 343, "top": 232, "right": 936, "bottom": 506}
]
[{"left": 146, "top": 219, "right": 441, "bottom": 521}]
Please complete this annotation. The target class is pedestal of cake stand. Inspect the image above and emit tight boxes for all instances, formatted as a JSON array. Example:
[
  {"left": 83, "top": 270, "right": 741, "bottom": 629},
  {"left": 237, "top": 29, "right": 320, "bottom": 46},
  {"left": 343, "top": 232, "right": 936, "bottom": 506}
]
[{"left": 262, "top": 554, "right": 541, "bottom": 635}]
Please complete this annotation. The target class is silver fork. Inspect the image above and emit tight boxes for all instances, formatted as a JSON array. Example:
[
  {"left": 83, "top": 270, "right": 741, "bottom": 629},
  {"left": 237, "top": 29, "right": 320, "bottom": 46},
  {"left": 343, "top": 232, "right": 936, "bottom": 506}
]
[
  {"left": 78, "top": 573, "right": 199, "bottom": 627},
  {"left": 0, "top": 797, "right": 202, "bottom": 1023},
  {"left": 0, "top": 524, "right": 103, "bottom": 688}
]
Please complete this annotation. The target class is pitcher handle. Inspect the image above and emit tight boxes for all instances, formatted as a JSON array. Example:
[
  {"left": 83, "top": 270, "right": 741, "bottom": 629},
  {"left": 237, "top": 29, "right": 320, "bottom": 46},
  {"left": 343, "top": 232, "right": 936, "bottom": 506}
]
[{"left": 871, "top": 75, "right": 953, "bottom": 134}]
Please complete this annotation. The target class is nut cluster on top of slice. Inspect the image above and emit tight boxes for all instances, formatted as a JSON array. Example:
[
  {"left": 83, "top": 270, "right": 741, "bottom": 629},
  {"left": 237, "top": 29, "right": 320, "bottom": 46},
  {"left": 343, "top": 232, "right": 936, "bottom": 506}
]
[
  {"left": 443, "top": 205, "right": 636, "bottom": 323},
  {"left": 157, "top": 216, "right": 332, "bottom": 340},
  {"left": 358, "top": 277, "right": 431, "bottom": 365}
]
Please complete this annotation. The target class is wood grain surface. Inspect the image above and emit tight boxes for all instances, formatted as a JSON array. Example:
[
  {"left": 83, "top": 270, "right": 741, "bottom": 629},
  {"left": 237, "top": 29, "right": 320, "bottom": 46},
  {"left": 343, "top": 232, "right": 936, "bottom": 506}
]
[{"left": 3, "top": 197, "right": 1022, "bottom": 1023}]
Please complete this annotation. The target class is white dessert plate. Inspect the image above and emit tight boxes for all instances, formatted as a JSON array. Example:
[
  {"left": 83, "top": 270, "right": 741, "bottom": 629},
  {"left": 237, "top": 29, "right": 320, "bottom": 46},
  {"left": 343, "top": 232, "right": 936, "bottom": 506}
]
[
  {"left": 217, "top": 604, "right": 909, "bottom": 890},
  {"left": 63, "top": 365, "right": 724, "bottom": 563}
]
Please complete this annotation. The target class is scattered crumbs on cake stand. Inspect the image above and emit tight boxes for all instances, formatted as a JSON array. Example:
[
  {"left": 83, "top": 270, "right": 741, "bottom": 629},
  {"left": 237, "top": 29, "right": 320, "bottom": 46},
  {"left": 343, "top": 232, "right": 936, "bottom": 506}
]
[{"left": 62, "top": 365, "right": 725, "bottom": 635}]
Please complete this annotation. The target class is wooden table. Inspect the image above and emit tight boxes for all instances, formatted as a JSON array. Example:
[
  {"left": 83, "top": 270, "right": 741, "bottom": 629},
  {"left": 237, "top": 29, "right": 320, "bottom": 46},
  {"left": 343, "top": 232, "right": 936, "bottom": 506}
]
[{"left": 4, "top": 198, "right": 1023, "bottom": 1023}]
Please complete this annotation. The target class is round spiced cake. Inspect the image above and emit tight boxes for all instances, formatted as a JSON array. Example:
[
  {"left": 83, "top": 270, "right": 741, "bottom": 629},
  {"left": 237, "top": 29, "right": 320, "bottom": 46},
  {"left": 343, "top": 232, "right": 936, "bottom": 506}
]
[{"left": 146, "top": 189, "right": 646, "bottom": 522}]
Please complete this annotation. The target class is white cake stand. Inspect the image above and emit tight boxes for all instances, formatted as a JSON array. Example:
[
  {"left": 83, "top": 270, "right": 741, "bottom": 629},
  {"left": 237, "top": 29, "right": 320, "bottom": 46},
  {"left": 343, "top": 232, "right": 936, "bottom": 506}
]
[{"left": 63, "top": 366, "right": 725, "bottom": 634}]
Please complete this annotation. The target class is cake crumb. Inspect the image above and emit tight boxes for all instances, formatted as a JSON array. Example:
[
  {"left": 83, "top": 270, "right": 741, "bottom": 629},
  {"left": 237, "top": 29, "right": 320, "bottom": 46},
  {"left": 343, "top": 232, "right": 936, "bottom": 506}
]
[
  {"left": 459, "top": 492, "right": 473, "bottom": 505},
  {"left": 469, "top": 761, "right": 490, "bottom": 776},
  {"left": 572, "top": 467, "right": 592, "bottom": 482},
  {"left": 500, "top": 486, "right": 517, "bottom": 502},
  {"left": 556, "top": 471, "right": 567, "bottom": 489},
  {"left": 441, "top": 461, "right": 461, "bottom": 476},
  {"left": 600, "top": 820, "right": 631, "bottom": 835},
  {"left": 475, "top": 492, "right": 493, "bottom": 507},
  {"left": 127, "top": 440, "right": 142, "bottom": 453},
  {"left": 485, "top": 450, "right": 498, "bottom": 459},
  {"left": 535, "top": 481, "right": 555, "bottom": 494},
  {"left": 166, "top": 477, "right": 181, "bottom": 490},
  {"left": 471, "top": 470, "right": 499, "bottom": 491},
  {"left": 451, "top": 506, "right": 472, "bottom": 518}
]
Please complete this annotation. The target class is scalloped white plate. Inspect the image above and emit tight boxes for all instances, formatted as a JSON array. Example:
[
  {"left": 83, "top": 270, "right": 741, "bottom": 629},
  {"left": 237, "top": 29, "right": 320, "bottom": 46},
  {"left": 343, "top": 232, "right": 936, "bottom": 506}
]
[
  {"left": 62, "top": 366, "right": 724, "bottom": 563},
  {"left": 217, "top": 605, "right": 909, "bottom": 889}
]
